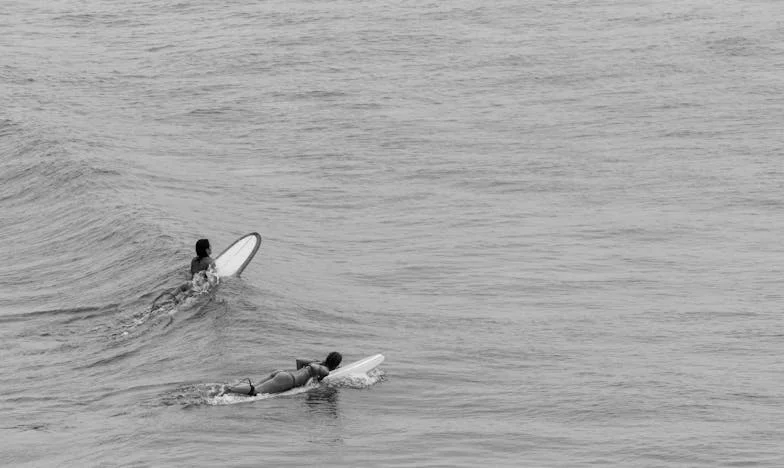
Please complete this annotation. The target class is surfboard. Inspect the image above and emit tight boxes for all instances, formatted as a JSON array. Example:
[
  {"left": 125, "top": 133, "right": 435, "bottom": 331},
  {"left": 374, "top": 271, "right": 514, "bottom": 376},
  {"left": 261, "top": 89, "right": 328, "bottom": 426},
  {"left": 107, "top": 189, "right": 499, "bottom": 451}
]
[
  {"left": 214, "top": 232, "right": 262, "bottom": 277},
  {"left": 323, "top": 353, "right": 385, "bottom": 383}
]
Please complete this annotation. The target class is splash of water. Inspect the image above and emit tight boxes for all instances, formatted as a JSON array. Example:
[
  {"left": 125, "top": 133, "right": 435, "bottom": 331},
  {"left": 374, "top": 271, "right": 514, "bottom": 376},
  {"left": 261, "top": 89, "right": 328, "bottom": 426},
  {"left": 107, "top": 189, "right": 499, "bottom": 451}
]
[{"left": 112, "top": 269, "right": 220, "bottom": 339}]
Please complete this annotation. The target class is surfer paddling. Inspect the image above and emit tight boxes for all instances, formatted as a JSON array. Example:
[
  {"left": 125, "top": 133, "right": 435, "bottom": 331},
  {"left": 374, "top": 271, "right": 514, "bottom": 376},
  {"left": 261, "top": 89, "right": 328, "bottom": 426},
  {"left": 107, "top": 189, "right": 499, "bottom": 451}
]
[{"left": 222, "top": 352, "right": 342, "bottom": 396}]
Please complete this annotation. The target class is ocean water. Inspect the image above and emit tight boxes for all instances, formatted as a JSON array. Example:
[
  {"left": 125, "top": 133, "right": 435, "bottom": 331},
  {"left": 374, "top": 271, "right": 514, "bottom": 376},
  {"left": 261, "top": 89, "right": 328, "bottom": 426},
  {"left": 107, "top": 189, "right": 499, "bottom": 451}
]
[{"left": 2, "top": 0, "right": 783, "bottom": 466}]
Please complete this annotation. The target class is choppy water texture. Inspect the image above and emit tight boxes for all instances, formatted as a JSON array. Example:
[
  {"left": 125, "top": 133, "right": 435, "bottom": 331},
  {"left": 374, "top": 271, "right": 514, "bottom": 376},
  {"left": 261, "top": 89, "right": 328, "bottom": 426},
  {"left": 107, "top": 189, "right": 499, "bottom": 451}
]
[{"left": 2, "top": 0, "right": 784, "bottom": 466}]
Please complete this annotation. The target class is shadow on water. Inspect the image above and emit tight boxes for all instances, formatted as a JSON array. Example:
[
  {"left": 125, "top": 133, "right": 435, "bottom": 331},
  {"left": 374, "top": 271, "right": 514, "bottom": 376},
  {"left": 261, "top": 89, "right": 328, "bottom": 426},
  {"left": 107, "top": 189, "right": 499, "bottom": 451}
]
[{"left": 304, "top": 386, "right": 340, "bottom": 418}]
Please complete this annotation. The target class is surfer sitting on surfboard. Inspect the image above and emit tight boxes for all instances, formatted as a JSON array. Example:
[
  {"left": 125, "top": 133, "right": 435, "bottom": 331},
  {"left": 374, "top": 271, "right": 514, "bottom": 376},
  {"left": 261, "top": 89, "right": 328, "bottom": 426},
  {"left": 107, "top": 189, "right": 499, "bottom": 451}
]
[
  {"left": 222, "top": 352, "right": 342, "bottom": 396},
  {"left": 151, "top": 238, "right": 218, "bottom": 308},
  {"left": 172, "top": 238, "right": 217, "bottom": 296},
  {"left": 190, "top": 238, "right": 216, "bottom": 278}
]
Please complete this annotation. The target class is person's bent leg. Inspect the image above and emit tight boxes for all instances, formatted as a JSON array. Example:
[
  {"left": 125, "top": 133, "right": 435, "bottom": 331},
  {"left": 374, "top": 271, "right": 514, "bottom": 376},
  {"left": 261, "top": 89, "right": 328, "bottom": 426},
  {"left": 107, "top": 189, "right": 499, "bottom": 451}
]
[{"left": 224, "top": 382, "right": 255, "bottom": 395}]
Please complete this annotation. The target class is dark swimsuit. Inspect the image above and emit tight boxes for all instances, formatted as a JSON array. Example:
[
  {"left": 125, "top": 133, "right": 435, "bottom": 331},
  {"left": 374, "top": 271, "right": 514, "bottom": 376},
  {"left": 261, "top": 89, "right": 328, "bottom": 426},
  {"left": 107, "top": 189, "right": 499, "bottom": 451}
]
[
  {"left": 289, "top": 367, "right": 310, "bottom": 387},
  {"left": 246, "top": 365, "right": 316, "bottom": 396}
]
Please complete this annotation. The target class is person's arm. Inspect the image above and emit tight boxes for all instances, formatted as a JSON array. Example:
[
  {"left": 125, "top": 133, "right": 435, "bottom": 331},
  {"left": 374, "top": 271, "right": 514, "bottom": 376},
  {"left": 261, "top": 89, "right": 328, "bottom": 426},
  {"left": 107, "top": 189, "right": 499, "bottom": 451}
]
[
  {"left": 295, "top": 359, "right": 314, "bottom": 370},
  {"left": 308, "top": 363, "right": 330, "bottom": 381}
]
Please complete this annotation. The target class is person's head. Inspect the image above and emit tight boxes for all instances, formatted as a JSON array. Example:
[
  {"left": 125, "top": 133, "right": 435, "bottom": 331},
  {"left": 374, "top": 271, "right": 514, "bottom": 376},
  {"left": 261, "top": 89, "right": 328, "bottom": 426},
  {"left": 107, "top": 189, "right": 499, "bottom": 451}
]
[
  {"left": 195, "top": 239, "right": 211, "bottom": 258},
  {"left": 323, "top": 351, "right": 342, "bottom": 370}
]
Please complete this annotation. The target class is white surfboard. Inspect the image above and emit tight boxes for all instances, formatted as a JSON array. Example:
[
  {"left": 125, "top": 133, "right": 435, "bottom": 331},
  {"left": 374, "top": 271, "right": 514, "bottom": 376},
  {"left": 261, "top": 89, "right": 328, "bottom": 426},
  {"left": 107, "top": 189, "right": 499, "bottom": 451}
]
[
  {"left": 214, "top": 232, "right": 262, "bottom": 277},
  {"left": 323, "top": 354, "right": 385, "bottom": 383}
]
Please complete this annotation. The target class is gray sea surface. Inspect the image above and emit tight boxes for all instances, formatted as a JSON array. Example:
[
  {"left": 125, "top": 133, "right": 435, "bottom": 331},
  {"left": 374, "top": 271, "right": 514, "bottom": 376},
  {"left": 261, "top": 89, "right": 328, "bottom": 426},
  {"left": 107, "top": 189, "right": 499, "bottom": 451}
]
[{"left": 2, "top": 0, "right": 783, "bottom": 466}]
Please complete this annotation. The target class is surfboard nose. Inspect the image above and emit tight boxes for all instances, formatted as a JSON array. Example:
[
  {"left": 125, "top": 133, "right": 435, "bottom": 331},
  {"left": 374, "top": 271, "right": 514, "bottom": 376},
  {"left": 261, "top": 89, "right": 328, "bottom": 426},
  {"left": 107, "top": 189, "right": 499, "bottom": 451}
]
[{"left": 214, "top": 232, "right": 262, "bottom": 277}]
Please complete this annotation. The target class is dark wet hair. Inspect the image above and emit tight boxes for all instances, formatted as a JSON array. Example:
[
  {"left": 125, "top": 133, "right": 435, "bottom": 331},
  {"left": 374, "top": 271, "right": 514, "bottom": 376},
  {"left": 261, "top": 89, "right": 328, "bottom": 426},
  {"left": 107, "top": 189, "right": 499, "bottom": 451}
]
[
  {"left": 195, "top": 239, "right": 211, "bottom": 258},
  {"left": 323, "top": 352, "right": 342, "bottom": 371}
]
